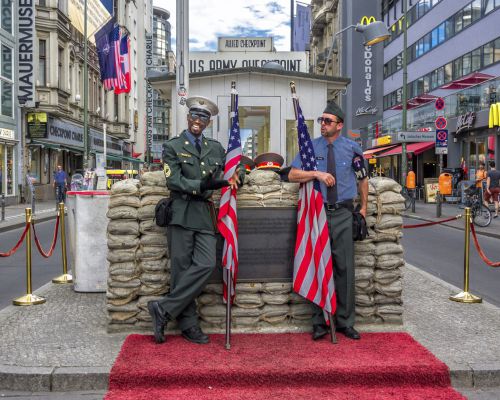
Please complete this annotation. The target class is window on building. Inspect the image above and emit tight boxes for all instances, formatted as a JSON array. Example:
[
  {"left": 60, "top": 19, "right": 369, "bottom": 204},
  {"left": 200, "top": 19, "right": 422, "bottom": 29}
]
[
  {"left": 483, "top": 41, "right": 494, "bottom": 66},
  {"left": 58, "top": 47, "right": 64, "bottom": 89},
  {"left": 0, "top": 44, "right": 12, "bottom": 117},
  {"left": 462, "top": 52, "right": 472, "bottom": 76},
  {"left": 444, "top": 62, "right": 453, "bottom": 83},
  {"left": 471, "top": 48, "right": 481, "bottom": 71},
  {"left": 1, "top": 0, "right": 12, "bottom": 34},
  {"left": 39, "top": 40, "right": 47, "bottom": 86},
  {"left": 484, "top": 0, "right": 495, "bottom": 14},
  {"left": 471, "top": 0, "right": 481, "bottom": 22},
  {"left": 495, "top": 38, "right": 500, "bottom": 63},
  {"left": 454, "top": 9, "right": 463, "bottom": 33},
  {"left": 462, "top": 3, "right": 472, "bottom": 29},
  {"left": 453, "top": 57, "right": 463, "bottom": 79}
]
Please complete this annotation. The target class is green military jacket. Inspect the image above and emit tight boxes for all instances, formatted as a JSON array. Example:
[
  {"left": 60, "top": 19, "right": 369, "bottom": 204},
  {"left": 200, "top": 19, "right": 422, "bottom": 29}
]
[{"left": 162, "top": 130, "right": 228, "bottom": 232}]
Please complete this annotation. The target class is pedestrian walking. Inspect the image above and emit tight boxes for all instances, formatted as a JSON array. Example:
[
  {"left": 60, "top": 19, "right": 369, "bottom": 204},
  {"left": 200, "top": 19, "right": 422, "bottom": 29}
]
[
  {"left": 484, "top": 161, "right": 500, "bottom": 218},
  {"left": 147, "top": 96, "right": 244, "bottom": 345},
  {"left": 288, "top": 101, "right": 368, "bottom": 341},
  {"left": 53, "top": 165, "right": 68, "bottom": 204}
]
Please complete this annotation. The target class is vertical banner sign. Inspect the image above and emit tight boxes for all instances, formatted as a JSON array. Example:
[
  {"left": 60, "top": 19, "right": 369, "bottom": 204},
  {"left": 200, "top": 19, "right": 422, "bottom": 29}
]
[
  {"left": 18, "top": 0, "right": 35, "bottom": 103},
  {"left": 145, "top": 33, "right": 154, "bottom": 164}
]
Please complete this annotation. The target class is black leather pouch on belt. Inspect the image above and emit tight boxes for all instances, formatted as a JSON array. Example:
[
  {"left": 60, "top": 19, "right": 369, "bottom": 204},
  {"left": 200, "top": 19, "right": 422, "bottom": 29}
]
[
  {"left": 207, "top": 201, "right": 219, "bottom": 233},
  {"left": 352, "top": 204, "right": 369, "bottom": 241}
]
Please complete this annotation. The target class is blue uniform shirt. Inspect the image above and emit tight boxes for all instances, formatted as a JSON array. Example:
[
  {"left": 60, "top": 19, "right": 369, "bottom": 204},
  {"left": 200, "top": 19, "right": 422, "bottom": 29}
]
[
  {"left": 54, "top": 170, "right": 67, "bottom": 185},
  {"left": 184, "top": 130, "right": 203, "bottom": 147},
  {"left": 291, "top": 135, "right": 364, "bottom": 203}
]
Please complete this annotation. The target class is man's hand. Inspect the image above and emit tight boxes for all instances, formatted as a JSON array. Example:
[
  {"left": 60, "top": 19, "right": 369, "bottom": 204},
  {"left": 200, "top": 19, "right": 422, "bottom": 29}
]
[
  {"left": 315, "top": 171, "right": 336, "bottom": 187},
  {"left": 228, "top": 168, "right": 242, "bottom": 190},
  {"left": 200, "top": 173, "right": 230, "bottom": 192},
  {"left": 359, "top": 206, "right": 367, "bottom": 218}
]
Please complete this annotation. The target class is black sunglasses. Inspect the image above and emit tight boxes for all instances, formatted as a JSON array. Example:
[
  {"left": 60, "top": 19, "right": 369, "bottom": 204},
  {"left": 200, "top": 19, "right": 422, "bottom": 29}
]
[
  {"left": 189, "top": 112, "right": 210, "bottom": 123},
  {"left": 317, "top": 117, "right": 341, "bottom": 125}
]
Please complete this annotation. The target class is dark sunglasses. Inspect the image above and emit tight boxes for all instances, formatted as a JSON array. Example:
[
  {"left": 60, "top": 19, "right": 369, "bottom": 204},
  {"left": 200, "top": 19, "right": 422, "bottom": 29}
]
[
  {"left": 317, "top": 117, "right": 340, "bottom": 125},
  {"left": 189, "top": 112, "right": 210, "bottom": 123}
]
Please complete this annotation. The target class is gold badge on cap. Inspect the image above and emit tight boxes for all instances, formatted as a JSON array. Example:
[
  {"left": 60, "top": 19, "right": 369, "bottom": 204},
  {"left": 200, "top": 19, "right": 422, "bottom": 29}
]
[{"left": 163, "top": 163, "right": 171, "bottom": 178}]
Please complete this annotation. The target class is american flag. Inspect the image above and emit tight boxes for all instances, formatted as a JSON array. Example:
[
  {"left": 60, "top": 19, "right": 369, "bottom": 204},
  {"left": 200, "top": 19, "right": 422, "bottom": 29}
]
[
  {"left": 217, "top": 89, "right": 242, "bottom": 303},
  {"left": 114, "top": 33, "right": 131, "bottom": 94},
  {"left": 95, "top": 23, "right": 127, "bottom": 92},
  {"left": 293, "top": 100, "right": 336, "bottom": 317}
]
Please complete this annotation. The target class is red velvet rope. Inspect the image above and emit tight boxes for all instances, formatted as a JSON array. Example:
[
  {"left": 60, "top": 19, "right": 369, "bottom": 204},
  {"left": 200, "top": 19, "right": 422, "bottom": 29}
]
[
  {"left": 32, "top": 215, "right": 60, "bottom": 259},
  {"left": 470, "top": 222, "right": 500, "bottom": 267},
  {"left": 402, "top": 215, "right": 460, "bottom": 229},
  {"left": 0, "top": 223, "right": 30, "bottom": 257}
]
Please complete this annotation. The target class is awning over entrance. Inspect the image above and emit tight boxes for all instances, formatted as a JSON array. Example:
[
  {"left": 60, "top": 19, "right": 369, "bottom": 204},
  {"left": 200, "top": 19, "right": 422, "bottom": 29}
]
[
  {"left": 363, "top": 145, "right": 397, "bottom": 159},
  {"left": 441, "top": 72, "right": 494, "bottom": 90},
  {"left": 376, "top": 141, "right": 435, "bottom": 157}
]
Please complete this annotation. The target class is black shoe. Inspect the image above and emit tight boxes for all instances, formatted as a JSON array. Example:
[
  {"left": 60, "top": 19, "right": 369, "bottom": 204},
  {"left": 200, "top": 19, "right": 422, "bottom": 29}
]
[
  {"left": 147, "top": 301, "right": 167, "bottom": 344},
  {"left": 182, "top": 326, "right": 210, "bottom": 344},
  {"left": 312, "top": 324, "right": 329, "bottom": 341},
  {"left": 336, "top": 326, "right": 360, "bottom": 340}
]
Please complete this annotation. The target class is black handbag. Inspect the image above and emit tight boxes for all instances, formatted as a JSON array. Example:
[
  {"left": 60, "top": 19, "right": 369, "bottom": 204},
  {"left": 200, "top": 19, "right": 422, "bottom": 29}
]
[
  {"left": 352, "top": 204, "right": 369, "bottom": 241},
  {"left": 154, "top": 198, "right": 173, "bottom": 227}
]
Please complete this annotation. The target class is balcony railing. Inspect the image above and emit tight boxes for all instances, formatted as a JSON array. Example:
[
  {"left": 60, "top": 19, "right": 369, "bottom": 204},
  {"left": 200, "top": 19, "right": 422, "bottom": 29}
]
[{"left": 364, "top": 76, "right": 500, "bottom": 139}]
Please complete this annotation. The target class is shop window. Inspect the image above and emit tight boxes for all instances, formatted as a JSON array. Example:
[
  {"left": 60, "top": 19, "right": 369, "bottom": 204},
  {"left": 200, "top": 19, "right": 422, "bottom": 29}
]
[
  {"left": 1, "top": 0, "right": 12, "bottom": 34},
  {"left": 285, "top": 119, "right": 314, "bottom": 166},
  {"left": 483, "top": 41, "right": 494, "bottom": 66},
  {"left": 0, "top": 144, "right": 3, "bottom": 194}
]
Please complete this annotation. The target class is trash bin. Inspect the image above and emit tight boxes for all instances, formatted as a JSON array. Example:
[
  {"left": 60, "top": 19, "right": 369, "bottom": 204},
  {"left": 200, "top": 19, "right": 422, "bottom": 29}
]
[{"left": 66, "top": 191, "right": 110, "bottom": 292}]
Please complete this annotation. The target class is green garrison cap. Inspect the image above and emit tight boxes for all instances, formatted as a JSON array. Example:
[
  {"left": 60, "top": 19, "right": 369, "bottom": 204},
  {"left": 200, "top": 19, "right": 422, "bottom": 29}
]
[{"left": 323, "top": 101, "right": 345, "bottom": 122}]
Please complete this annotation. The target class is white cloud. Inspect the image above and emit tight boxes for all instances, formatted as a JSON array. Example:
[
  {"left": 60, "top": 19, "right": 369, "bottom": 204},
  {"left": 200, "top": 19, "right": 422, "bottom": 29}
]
[{"left": 152, "top": 0, "right": 310, "bottom": 51}]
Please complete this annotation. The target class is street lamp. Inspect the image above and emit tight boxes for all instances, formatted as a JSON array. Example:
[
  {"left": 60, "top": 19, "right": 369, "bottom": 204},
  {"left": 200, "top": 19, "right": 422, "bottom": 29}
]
[{"left": 323, "top": 21, "right": 390, "bottom": 75}]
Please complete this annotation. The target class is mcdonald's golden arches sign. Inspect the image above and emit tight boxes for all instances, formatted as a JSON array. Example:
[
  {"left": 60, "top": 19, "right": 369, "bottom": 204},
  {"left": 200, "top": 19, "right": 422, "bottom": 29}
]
[
  {"left": 489, "top": 103, "right": 500, "bottom": 128},
  {"left": 360, "top": 16, "right": 376, "bottom": 25}
]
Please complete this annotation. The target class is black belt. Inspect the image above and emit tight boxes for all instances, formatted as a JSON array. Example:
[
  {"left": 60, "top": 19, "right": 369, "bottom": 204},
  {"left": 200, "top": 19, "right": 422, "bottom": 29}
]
[{"left": 324, "top": 200, "right": 353, "bottom": 211}]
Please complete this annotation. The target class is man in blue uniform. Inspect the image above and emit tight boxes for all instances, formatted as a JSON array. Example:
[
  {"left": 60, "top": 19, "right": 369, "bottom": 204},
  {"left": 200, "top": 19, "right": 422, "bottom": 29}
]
[{"left": 288, "top": 101, "right": 368, "bottom": 341}]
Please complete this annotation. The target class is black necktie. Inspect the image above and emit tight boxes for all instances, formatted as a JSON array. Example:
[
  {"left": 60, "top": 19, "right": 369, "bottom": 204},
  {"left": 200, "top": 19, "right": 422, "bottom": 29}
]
[
  {"left": 195, "top": 138, "right": 201, "bottom": 154},
  {"left": 327, "top": 143, "right": 338, "bottom": 205}
]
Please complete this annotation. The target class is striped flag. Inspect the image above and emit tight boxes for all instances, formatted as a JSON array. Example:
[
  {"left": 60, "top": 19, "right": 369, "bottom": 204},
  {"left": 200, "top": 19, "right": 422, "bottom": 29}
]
[
  {"left": 114, "top": 33, "right": 131, "bottom": 94},
  {"left": 293, "top": 100, "right": 336, "bottom": 317},
  {"left": 217, "top": 88, "right": 242, "bottom": 303}
]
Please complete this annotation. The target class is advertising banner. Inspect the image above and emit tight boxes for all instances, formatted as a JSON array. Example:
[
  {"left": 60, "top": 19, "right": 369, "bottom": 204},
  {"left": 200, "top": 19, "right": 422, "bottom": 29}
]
[
  {"left": 18, "top": 0, "right": 35, "bottom": 103},
  {"left": 27, "top": 113, "right": 48, "bottom": 139}
]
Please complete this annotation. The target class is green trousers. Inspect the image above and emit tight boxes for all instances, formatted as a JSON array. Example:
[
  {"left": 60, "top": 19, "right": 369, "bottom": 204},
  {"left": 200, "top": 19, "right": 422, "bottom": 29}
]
[
  {"left": 312, "top": 207, "right": 356, "bottom": 329},
  {"left": 158, "top": 225, "right": 217, "bottom": 331}
]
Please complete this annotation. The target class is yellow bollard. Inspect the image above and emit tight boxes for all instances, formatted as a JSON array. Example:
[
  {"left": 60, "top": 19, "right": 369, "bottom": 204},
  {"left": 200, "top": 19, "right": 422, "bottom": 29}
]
[
  {"left": 450, "top": 207, "right": 482, "bottom": 303},
  {"left": 13, "top": 208, "right": 46, "bottom": 306},
  {"left": 53, "top": 202, "right": 73, "bottom": 284}
]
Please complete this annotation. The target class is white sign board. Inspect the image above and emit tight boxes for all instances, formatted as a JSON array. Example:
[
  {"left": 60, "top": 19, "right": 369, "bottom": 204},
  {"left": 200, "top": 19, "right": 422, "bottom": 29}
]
[
  {"left": 189, "top": 52, "right": 308, "bottom": 73},
  {"left": 396, "top": 131, "right": 436, "bottom": 142},
  {"left": 435, "top": 147, "right": 448, "bottom": 155},
  {"left": 0, "top": 128, "right": 15, "bottom": 140},
  {"left": 218, "top": 37, "right": 273, "bottom": 52}
]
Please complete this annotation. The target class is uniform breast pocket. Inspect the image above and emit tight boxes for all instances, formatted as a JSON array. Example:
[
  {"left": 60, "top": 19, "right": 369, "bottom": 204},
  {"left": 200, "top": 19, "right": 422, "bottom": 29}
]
[
  {"left": 336, "top": 161, "right": 351, "bottom": 181},
  {"left": 206, "top": 157, "right": 223, "bottom": 176},
  {"left": 180, "top": 157, "right": 195, "bottom": 174}
]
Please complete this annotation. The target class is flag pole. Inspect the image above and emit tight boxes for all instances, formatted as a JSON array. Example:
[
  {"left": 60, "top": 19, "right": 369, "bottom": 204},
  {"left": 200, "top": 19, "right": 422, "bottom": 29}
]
[
  {"left": 289, "top": 81, "right": 337, "bottom": 344},
  {"left": 224, "top": 81, "right": 237, "bottom": 351},
  {"left": 83, "top": 0, "right": 89, "bottom": 170}
]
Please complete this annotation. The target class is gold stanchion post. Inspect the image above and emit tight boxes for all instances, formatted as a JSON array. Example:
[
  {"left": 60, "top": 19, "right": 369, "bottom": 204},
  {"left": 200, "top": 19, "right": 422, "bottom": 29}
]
[
  {"left": 450, "top": 207, "right": 482, "bottom": 303},
  {"left": 13, "top": 208, "right": 46, "bottom": 306},
  {"left": 53, "top": 202, "right": 72, "bottom": 284}
]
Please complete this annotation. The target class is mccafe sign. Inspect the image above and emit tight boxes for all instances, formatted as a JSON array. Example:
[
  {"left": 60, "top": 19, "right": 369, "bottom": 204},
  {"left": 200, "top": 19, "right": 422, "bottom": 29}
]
[{"left": 456, "top": 112, "right": 476, "bottom": 134}]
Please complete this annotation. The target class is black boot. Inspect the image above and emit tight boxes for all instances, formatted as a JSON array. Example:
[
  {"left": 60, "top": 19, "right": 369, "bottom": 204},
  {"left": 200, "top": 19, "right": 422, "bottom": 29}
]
[
  {"left": 312, "top": 324, "right": 329, "bottom": 341},
  {"left": 182, "top": 326, "right": 210, "bottom": 344},
  {"left": 147, "top": 301, "right": 167, "bottom": 344}
]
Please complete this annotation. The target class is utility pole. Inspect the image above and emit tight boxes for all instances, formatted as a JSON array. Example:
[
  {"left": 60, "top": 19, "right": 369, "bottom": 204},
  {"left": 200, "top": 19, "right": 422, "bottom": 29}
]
[
  {"left": 175, "top": 0, "right": 189, "bottom": 135},
  {"left": 83, "top": 0, "right": 89, "bottom": 169},
  {"left": 401, "top": 0, "right": 408, "bottom": 186}
]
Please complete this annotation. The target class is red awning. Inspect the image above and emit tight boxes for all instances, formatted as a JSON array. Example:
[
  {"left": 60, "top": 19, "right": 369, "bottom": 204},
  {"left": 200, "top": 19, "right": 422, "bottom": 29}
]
[
  {"left": 441, "top": 72, "right": 494, "bottom": 90},
  {"left": 362, "top": 145, "right": 398, "bottom": 159},
  {"left": 389, "top": 94, "right": 438, "bottom": 110},
  {"left": 377, "top": 141, "right": 435, "bottom": 157}
]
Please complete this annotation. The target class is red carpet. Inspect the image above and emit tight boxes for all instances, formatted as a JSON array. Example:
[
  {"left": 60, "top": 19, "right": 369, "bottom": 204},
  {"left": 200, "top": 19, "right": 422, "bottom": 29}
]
[{"left": 105, "top": 333, "right": 465, "bottom": 399}]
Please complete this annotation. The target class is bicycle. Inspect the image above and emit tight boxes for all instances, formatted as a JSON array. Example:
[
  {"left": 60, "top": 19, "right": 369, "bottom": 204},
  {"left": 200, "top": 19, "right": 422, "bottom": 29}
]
[
  {"left": 464, "top": 186, "right": 492, "bottom": 227},
  {"left": 401, "top": 187, "right": 413, "bottom": 211}
]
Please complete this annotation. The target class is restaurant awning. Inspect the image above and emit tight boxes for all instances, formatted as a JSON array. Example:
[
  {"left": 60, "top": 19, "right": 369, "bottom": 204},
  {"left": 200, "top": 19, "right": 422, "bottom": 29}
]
[
  {"left": 376, "top": 141, "right": 435, "bottom": 157},
  {"left": 363, "top": 145, "right": 398, "bottom": 159},
  {"left": 389, "top": 94, "right": 438, "bottom": 110},
  {"left": 441, "top": 72, "right": 494, "bottom": 90}
]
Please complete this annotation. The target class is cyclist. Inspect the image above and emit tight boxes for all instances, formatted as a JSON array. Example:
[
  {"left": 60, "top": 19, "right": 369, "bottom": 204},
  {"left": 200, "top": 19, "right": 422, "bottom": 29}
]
[{"left": 484, "top": 161, "right": 500, "bottom": 219}]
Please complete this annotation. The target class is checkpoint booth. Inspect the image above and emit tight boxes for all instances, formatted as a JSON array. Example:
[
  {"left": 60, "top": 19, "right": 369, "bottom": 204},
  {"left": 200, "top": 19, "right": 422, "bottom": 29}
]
[{"left": 149, "top": 66, "right": 350, "bottom": 168}]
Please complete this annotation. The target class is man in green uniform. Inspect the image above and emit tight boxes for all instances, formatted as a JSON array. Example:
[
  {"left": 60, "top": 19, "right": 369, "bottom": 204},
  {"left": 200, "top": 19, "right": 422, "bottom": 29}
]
[{"left": 148, "top": 96, "right": 243, "bottom": 345}]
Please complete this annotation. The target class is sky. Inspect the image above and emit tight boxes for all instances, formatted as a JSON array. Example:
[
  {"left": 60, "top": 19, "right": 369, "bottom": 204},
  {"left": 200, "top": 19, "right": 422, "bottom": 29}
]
[{"left": 152, "top": 0, "right": 311, "bottom": 52}]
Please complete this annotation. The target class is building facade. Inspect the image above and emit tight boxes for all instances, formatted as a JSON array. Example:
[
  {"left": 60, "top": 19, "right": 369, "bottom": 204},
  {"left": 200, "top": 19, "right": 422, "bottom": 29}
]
[
  {"left": 366, "top": 0, "right": 500, "bottom": 186},
  {"left": 0, "top": 0, "right": 152, "bottom": 202}
]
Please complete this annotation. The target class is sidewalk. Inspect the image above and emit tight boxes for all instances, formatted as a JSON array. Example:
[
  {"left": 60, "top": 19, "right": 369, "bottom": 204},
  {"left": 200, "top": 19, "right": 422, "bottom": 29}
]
[
  {"left": 0, "top": 201, "right": 60, "bottom": 233},
  {"left": 403, "top": 200, "right": 500, "bottom": 240},
  {"left": 0, "top": 263, "right": 499, "bottom": 393}
]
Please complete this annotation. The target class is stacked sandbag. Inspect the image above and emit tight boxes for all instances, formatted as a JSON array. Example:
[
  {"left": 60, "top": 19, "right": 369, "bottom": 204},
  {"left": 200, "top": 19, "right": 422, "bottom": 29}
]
[
  {"left": 235, "top": 170, "right": 299, "bottom": 207},
  {"left": 365, "top": 177, "right": 405, "bottom": 325},
  {"left": 135, "top": 171, "right": 171, "bottom": 328},
  {"left": 198, "top": 282, "right": 314, "bottom": 332},
  {"left": 106, "top": 179, "right": 141, "bottom": 326}
]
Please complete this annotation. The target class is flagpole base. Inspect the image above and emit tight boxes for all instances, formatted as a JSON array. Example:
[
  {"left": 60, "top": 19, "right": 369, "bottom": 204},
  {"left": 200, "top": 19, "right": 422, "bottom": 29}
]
[
  {"left": 449, "top": 291, "right": 482, "bottom": 303},
  {"left": 13, "top": 294, "right": 46, "bottom": 306},
  {"left": 52, "top": 274, "right": 73, "bottom": 284}
]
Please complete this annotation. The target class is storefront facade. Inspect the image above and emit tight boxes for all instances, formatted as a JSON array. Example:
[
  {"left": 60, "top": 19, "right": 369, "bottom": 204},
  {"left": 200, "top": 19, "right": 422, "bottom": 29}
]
[{"left": 26, "top": 114, "right": 127, "bottom": 200}]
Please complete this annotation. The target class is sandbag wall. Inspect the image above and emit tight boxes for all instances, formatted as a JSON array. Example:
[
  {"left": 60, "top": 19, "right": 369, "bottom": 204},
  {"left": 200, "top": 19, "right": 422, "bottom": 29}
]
[{"left": 107, "top": 171, "right": 404, "bottom": 333}]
